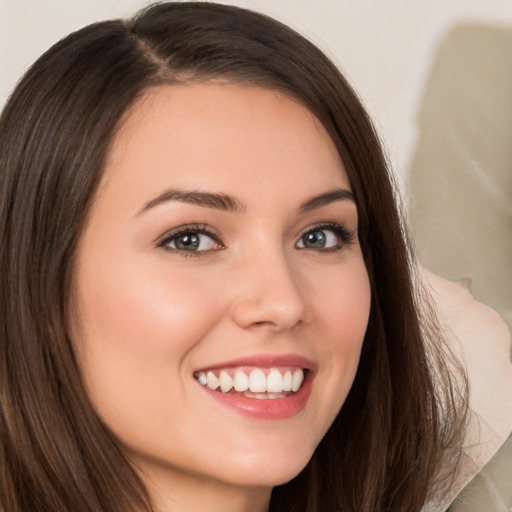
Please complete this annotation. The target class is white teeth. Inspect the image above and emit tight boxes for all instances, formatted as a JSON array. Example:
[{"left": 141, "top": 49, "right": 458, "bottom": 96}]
[
  {"left": 206, "top": 371, "right": 219, "bottom": 390},
  {"left": 219, "top": 371, "right": 234, "bottom": 393},
  {"left": 249, "top": 369, "right": 267, "bottom": 392},
  {"left": 233, "top": 370, "right": 249, "bottom": 392},
  {"left": 291, "top": 369, "right": 304, "bottom": 392},
  {"left": 197, "top": 367, "right": 307, "bottom": 395},
  {"left": 282, "top": 370, "right": 292, "bottom": 391},
  {"left": 266, "top": 369, "right": 283, "bottom": 393},
  {"left": 244, "top": 391, "right": 288, "bottom": 400}
]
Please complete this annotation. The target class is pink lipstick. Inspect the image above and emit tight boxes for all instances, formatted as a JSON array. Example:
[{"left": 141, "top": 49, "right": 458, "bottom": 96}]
[{"left": 194, "top": 354, "right": 316, "bottom": 419}]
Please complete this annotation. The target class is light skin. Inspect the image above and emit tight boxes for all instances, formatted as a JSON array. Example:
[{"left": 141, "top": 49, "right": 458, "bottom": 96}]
[{"left": 71, "top": 83, "right": 371, "bottom": 512}]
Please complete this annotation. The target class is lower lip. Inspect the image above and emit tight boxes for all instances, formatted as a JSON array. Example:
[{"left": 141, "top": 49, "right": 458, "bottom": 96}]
[{"left": 198, "top": 374, "right": 314, "bottom": 420}]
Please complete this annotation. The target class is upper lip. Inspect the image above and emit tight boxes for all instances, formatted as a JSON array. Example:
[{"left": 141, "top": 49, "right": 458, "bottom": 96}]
[{"left": 194, "top": 353, "right": 317, "bottom": 373}]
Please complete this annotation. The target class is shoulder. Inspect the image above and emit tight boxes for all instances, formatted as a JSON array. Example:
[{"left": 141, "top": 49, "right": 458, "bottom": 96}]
[
  {"left": 447, "top": 434, "right": 512, "bottom": 512},
  {"left": 420, "top": 268, "right": 512, "bottom": 512}
]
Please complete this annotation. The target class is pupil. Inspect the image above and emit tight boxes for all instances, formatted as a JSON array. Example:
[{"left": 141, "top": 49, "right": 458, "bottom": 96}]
[
  {"left": 176, "top": 233, "right": 199, "bottom": 250},
  {"left": 305, "top": 230, "right": 325, "bottom": 248}
]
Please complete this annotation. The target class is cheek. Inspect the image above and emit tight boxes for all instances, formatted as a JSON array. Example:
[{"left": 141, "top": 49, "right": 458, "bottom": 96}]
[
  {"left": 311, "top": 254, "right": 371, "bottom": 345},
  {"left": 76, "top": 254, "right": 224, "bottom": 355},
  {"left": 305, "top": 256, "right": 370, "bottom": 432},
  {"left": 71, "top": 251, "right": 227, "bottom": 421}
]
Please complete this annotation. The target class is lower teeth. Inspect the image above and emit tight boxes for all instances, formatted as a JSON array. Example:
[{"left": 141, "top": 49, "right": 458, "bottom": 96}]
[{"left": 243, "top": 391, "right": 289, "bottom": 400}]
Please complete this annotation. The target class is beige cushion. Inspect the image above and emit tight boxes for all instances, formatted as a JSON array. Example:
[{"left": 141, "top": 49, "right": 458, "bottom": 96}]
[
  {"left": 421, "top": 269, "right": 512, "bottom": 512},
  {"left": 448, "top": 435, "right": 512, "bottom": 512}
]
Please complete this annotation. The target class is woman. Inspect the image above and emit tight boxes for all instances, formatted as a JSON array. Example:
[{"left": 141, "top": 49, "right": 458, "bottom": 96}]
[{"left": 0, "top": 3, "right": 466, "bottom": 511}]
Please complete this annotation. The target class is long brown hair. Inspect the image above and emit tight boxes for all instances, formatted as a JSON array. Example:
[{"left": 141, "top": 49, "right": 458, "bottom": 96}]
[{"left": 0, "top": 3, "right": 466, "bottom": 511}]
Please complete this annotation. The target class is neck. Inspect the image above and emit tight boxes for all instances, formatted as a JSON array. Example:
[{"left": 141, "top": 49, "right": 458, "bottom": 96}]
[{"left": 138, "top": 462, "right": 272, "bottom": 512}]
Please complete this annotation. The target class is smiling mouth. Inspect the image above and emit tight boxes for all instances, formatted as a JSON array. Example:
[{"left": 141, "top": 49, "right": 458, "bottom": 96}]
[{"left": 194, "top": 367, "right": 306, "bottom": 399}]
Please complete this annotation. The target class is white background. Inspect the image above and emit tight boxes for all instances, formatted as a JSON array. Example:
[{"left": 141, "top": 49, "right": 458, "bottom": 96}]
[{"left": 1, "top": 0, "right": 511, "bottom": 186}]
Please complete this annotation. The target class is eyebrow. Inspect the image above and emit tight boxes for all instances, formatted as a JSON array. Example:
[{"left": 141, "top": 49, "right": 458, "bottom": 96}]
[
  {"left": 138, "top": 187, "right": 355, "bottom": 215},
  {"left": 298, "top": 188, "right": 355, "bottom": 213},
  {"left": 139, "top": 189, "right": 246, "bottom": 214}
]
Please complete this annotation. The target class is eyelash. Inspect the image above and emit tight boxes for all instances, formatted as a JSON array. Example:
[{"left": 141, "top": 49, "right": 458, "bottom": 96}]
[
  {"left": 157, "top": 222, "right": 356, "bottom": 257},
  {"left": 297, "top": 222, "right": 356, "bottom": 253},
  {"left": 158, "top": 224, "right": 224, "bottom": 258}
]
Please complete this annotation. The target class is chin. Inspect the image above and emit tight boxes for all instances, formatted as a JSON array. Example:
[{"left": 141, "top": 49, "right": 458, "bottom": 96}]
[{"left": 218, "top": 445, "right": 314, "bottom": 488}]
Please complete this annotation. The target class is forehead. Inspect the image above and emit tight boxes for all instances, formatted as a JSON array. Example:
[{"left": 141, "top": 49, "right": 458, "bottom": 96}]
[{"left": 101, "top": 83, "right": 349, "bottom": 208}]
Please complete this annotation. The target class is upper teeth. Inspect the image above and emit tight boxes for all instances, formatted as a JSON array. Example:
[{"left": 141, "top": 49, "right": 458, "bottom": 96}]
[{"left": 195, "top": 368, "right": 305, "bottom": 394}]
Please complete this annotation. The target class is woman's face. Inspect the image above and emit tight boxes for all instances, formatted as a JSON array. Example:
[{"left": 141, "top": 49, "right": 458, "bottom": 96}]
[{"left": 72, "top": 84, "right": 370, "bottom": 497}]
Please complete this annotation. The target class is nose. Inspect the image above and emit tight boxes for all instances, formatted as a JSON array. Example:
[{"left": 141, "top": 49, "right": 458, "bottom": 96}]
[{"left": 231, "top": 248, "right": 306, "bottom": 332}]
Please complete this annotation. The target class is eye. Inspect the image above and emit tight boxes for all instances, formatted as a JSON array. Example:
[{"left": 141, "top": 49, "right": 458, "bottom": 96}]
[
  {"left": 168, "top": 232, "right": 216, "bottom": 251},
  {"left": 158, "top": 224, "right": 223, "bottom": 256},
  {"left": 296, "top": 224, "right": 355, "bottom": 252}
]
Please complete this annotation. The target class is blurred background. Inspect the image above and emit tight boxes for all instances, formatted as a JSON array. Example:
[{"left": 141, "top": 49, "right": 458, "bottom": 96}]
[{"left": 1, "top": 0, "right": 511, "bottom": 328}]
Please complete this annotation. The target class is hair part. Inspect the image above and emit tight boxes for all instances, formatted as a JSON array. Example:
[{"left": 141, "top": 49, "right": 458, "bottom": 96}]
[{"left": 0, "top": 3, "right": 467, "bottom": 511}]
